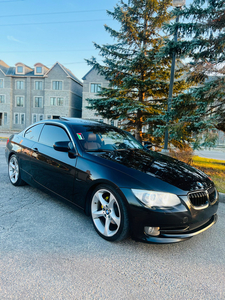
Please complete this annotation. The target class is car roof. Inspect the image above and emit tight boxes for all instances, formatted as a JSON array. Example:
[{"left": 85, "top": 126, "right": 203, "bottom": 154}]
[
  {"left": 38, "top": 117, "right": 105, "bottom": 127},
  {"left": 25, "top": 118, "right": 117, "bottom": 136},
  {"left": 60, "top": 117, "right": 102, "bottom": 126}
]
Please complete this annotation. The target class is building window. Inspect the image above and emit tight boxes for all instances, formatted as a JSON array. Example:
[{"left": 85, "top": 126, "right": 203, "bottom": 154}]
[
  {"left": 47, "top": 115, "right": 51, "bottom": 119},
  {"left": 111, "top": 120, "right": 114, "bottom": 126},
  {"left": 39, "top": 114, "right": 44, "bottom": 121},
  {"left": 86, "top": 99, "right": 91, "bottom": 107},
  {"left": 0, "top": 95, "right": 5, "bottom": 103},
  {"left": 33, "top": 114, "right": 37, "bottom": 123},
  {"left": 50, "top": 97, "right": 63, "bottom": 106},
  {"left": 14, "top": 113, "right": 25, "bottom": 125},
  {"left": 57, "top": 98, "right": 64, "bottom": 106},
  {"left": 4, "top": 112, "right": 7, "bottom": 125},
  {"left": 17, "top": 66, "right": 23, "bottom": 73},
  {"left": 34, "top": 97, "right": 43, "bottom": 108},
  {"left": 52, "top": 81, "right": 62, "bottom": 90},
  {"left": 0, "top": 79, "right": 3, "bottom": 88},
  {"left": 91, "top": 83, "right": 101, "bottom": 93},
  {"left": 50, "top": 97, "right": 56, "bottom": 106},
  {"left": 35, "top": 81, "right": 43, "bottom": 90},
  {"left": 20, "top": 113, "right": 25, "bottom": 125},
  {"left": 16, "top": 96, "right": 24, "bottom": 107},
  {"left": 14, "top": 113, "right": 19, "bottom": 124},
  {"left": 36, "top": 67, "right": 42, "bottom": 73},
  {"left": 16, "top": 81, "right": 24, "bottom": 89}
]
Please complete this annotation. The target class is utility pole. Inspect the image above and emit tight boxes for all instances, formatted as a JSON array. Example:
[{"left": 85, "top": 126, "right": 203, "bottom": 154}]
[{"left": 162, "top": 0, "right": 186, "bottom": 153}]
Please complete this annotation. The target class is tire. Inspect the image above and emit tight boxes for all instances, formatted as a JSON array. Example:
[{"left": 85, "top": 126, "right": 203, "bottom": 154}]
[
  {"left": 90, "top": 185, "right": 129, "bottom": 242},
  {"left": 8, "top": 154, "right": 25, "bottom": 186}
]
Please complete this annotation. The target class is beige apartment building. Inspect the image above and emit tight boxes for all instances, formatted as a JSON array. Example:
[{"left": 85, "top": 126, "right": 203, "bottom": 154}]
[{"left": 0, "top": 60, "right": 82, "bottom": 131}]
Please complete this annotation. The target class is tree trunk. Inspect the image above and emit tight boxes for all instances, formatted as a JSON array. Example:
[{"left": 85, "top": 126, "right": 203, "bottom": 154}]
[{"left": 135, "top": 110, "right": 143, "bottom": 142}]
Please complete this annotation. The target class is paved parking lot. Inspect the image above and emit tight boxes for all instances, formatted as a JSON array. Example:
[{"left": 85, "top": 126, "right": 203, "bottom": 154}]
[{"left": 0, "top": 141, "right": 225, "bottom": 299}]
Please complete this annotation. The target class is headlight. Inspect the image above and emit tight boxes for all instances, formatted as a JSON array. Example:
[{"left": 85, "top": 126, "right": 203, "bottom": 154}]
[{"left": 131, "top": 189, "right": 181, "bottom": 208}]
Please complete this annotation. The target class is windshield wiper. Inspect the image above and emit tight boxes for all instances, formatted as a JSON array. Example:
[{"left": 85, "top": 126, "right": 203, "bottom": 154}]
[
  {"left": 86, "top": 148, "right": 143, "bottom": 153},
  {"left": 85, "top": 149, "right": 114, "bottom": 152}
]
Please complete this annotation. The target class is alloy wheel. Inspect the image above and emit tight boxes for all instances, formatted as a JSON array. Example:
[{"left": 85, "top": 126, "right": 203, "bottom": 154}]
[
  {"left": 91, "top": 188, "right": 121, "bottom": 238},
  {"left": 9, "top": 155, "right": 19, "bottom": 184}
]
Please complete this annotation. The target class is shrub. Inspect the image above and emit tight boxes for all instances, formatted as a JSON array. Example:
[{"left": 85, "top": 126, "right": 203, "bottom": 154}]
[{"left": 169, "top": 145, "right": 194, "bottom": 164}]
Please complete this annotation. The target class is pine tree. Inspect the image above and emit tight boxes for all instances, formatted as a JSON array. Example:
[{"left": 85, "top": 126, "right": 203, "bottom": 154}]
[
  {"left": 85, "top": 0, "right": 191, "bottom": 144},
  {"left": 162, "top": 0, "right": 225, "bottom": 145}
]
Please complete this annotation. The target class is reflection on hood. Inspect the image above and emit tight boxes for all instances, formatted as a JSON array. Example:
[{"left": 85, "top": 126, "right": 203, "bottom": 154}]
[{"left": 96, "top": 149, "right": 212, "bottom": 191}]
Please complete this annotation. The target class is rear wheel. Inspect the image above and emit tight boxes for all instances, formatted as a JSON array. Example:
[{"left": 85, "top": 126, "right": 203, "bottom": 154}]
[
  {"left": 90, "top": 185, "right": 129, "bottom": 242},
  {"left": 8, "top": 154, "right": 25, "bottom": 186}
]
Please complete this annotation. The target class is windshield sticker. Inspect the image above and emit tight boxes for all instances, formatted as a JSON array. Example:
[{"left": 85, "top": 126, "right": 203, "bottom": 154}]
[{"left": 77, "top": 133, "right": 84, "bottom": 140}]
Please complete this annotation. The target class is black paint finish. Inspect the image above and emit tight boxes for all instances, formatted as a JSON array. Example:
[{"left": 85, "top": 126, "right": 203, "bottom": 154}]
[{"left": 5, "top": 118, "right": 219, "bottom": 243}]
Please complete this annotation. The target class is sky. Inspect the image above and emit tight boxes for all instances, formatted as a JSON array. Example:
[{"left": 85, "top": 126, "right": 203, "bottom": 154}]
[{"left": 0, "top": 0, "right": 192, "bottom": 81}]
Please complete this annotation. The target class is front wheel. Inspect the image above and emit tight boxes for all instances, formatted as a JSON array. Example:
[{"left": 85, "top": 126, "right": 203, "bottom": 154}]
[
  {"left": 8, "top": 154, "right": 25, "bottom": 186},
  {"left": 90, "top": 185, "right": 129, "bottom": 242}
]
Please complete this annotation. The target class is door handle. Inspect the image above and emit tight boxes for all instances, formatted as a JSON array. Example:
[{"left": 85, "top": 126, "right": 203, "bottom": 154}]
[{"left": 32, "top": 147, "right": 39, "bottom": 152}]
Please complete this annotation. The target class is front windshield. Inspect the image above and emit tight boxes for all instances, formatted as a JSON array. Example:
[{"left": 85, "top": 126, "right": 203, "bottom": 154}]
[{"left": 72, "top": 124, "right": 143, "bottom": 151}]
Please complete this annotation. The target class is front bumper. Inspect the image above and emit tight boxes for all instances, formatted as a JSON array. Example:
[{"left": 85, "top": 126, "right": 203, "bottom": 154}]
[
  {"left": 121, "top": 188, "right": 219, "bottom": 244},
  {"left": 134, "top": 214, "right": 218, "bottom": 244}
]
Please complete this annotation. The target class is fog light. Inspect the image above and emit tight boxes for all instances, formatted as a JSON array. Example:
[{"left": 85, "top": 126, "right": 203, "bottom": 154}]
[{"left": 144, "top": 226, "right": 160, "bottom": 236}]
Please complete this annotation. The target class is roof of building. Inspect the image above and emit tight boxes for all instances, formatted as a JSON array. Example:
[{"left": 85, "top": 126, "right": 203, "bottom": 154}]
[
  {"left": 82, "top": 66, "right": 111, "bottom": 81},
  {"left": 59, "top": 63, "right": 83, "bottom": 85},
  {"left": 82, "top": 67, "right": 95, "bottom": 80},
  {"left": 0, "top": 65, "right": 8, "bottom": 75},
  {"left": 44, "top": 62, "right": 83, "bottom": 85},
  {"left": 0, "top": 60, "right": 9, "bottom": 68},
  {"left": 15, "top": 62, "right": 33, "bottom": 71},
  {"left": 0, "top": 60, "right": 83, "bottom": 83},
  {"left": 34, "top": 63, "right": 49, "bottom": 69}
]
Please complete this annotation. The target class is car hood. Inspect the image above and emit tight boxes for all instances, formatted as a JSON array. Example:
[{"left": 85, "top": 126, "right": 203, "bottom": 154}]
[{"left": 94, "top": 149, "right": 212, "bottom": 191}]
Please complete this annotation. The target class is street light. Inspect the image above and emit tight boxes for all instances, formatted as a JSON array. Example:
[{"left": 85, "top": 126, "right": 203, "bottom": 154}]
[{"left": 162, "top": 0, "right": 186, "bottom": 153}]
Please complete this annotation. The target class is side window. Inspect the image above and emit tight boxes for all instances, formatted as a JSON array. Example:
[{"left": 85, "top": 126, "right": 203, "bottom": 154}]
[
  {"left": 39, "top": 125, "right": 70, "bottom": 147},
  {"left": 24, "top": 124, "right": 44, "bottom": 142}
]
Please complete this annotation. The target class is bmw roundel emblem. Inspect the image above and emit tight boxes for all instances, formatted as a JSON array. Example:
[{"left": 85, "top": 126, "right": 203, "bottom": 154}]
[{"left": 196, "top": 182, "right": 204, "bottom": 189}]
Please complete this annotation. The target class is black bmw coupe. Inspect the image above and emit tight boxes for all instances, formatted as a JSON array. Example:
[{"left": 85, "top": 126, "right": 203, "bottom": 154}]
[{"left": 5, "top": 118, "right": 219, "bottom": 243}]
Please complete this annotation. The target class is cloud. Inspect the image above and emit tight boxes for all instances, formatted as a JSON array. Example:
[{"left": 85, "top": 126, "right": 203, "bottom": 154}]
[{"left": 7, "top": 36, "right": 24, "bottom": 43}]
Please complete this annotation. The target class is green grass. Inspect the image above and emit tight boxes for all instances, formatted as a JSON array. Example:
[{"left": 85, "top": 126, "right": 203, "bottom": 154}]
[
  {"left": 210, "top": 175, "right": 225, "bottom": 193},
  {"left": 192, "top": 156, "right": 225, "bottom": 193}
]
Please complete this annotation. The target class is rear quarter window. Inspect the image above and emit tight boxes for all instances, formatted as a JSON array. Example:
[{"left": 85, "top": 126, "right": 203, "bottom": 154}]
[{"left": 24, "top": 124, "right": 44, "bottom": 142}]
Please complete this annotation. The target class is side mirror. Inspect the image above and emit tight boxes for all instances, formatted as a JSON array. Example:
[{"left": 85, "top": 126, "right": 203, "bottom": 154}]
[
  {"left": 53, "top": 141, "right": 70, "bottom": 152},
  {"left": 144, "top": 141, "right": 153, "bottom": 150}
]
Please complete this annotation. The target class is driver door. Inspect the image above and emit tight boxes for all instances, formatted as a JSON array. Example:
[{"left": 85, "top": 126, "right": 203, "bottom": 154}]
[{"left": 30, "top": 124, "right": 77, "bottom": 201}]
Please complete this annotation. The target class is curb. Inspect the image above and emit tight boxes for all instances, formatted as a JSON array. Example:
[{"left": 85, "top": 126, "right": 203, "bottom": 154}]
[{"left": 219, "top": 193, "right": 225, "bottom": 204}]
